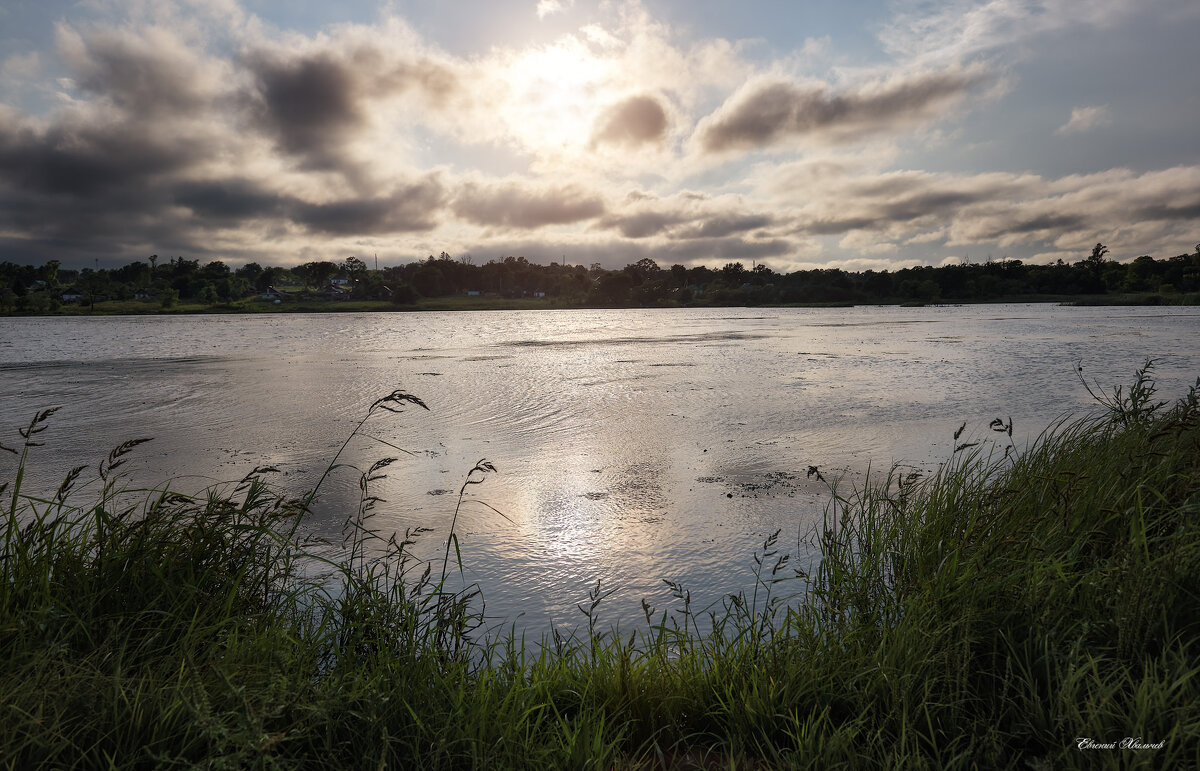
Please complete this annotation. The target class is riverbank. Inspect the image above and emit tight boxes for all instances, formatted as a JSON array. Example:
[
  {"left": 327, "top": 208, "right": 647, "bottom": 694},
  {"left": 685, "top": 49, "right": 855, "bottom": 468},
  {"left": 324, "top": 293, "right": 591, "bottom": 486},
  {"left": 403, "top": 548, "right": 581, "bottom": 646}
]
[
  {"left": 2, "top": 290, "right": 1197, "bottom": 317},
  {"left": 2, "top": 366, "right": 1198, "bottom": 768}
]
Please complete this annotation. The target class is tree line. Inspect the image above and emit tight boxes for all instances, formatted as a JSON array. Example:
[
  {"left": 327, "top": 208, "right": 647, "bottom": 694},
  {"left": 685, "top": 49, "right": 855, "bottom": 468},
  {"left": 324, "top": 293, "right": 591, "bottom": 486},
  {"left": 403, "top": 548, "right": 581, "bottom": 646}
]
[{"left": 2, "top": 243, "right": 1199, "bottom": 313}]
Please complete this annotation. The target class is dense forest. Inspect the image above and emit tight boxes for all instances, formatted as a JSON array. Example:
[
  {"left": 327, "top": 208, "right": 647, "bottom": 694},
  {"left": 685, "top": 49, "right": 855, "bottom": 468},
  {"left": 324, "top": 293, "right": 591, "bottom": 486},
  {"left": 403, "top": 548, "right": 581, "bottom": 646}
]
[{"left": 2, "top": 243, "right": 1199, "bottom": 313}]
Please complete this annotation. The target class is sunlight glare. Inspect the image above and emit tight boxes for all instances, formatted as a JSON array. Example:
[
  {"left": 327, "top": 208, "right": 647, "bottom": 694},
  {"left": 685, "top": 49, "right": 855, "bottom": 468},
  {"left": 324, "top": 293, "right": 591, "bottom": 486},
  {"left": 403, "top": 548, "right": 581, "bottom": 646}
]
[{"left": 505, "top": 38, "right": 611, "bottom": 152}]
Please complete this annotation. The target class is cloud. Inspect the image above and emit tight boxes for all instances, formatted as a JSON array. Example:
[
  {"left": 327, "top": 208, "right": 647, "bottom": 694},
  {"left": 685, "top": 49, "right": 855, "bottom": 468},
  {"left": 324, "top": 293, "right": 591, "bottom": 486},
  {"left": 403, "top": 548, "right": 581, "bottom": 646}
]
[
  {"left": 1056, "top": 105, "right": 1111, "bottom": 135},
  {"left": 589, "top": 94, "right": 669, "bottom": 148},
  {"left": 292, "top": 178, "right": 446, "bottom": 234},
  {"left": 675, "top": 214, "right": 773, "bottom": 239},
  {"left": 172, "top": 179, "right": 286, "bottom": 221},
  {"left": 56, "top": 23, "right": 226, "bottom": 117},
  {"left": 244, "top": 42, "right": 459, "bottom": 175},
  {"left": 694, "top": 64, "right": 991, "bottom": 154},
  {"left": 0, "top": 0, "right": 1197, "bottom": 272},
  {"left": 596, "top": 192, "right": 777, "bottom": 241},
  {"left": 248, "top": 52, "right": 363, "bottom": 167},
  {"left": 767, "top": 163, "right": 1200, "bottom": 262},
  {"left": 0, "top": 109, "right": 208, "bottom": 197},
  {"left": 879, "top": 0, "right": 1149, "bottom": 63},
  {"left": 536, "top": 0, "right": 574, "bottom": 19},
  {"left": 600, "top": 210, "right": 690, "bottom": 238},
  {"left": 452, "top": 181, "right": 606, "bottom": 229}
]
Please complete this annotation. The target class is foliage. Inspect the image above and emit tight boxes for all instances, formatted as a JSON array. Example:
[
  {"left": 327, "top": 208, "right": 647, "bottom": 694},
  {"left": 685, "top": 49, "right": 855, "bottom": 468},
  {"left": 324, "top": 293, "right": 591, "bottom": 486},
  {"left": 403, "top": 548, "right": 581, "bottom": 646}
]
[{"left": 5, "top": 242, "right": 1200, "bottom": 314}]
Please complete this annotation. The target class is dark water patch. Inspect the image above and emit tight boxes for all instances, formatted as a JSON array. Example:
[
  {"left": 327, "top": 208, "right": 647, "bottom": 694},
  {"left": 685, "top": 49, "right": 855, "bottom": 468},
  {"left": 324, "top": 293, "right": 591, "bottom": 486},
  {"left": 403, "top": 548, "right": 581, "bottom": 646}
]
[
  {"left": 0, "top": 355, "right": 230, "bottom": 372},
  {"left": 572, "top": 374, "right": 657, "bottom": 387},
  {"left": 809, "top": 319, "right": 942, "bottom": 328},
  {"left": 502, "top": 331, "right": 768, "bottom": 348}
]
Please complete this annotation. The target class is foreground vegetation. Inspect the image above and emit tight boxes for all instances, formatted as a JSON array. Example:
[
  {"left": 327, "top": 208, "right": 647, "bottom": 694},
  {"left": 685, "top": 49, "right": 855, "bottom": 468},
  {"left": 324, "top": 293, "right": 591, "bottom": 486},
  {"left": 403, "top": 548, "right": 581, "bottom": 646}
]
[
  {"left": 2, "top": 368, "right": 1198, "bottom": 768},
  {"left": 4, "top": 242, "right": 1200, "bottom": 314}
]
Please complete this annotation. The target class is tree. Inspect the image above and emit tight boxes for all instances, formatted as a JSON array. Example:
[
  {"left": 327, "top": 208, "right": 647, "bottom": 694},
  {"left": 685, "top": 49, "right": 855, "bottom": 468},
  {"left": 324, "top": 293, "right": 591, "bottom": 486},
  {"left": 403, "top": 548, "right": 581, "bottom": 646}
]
[
  {"left": 255, "top": 266, "right": 285, "bottom": 292},
  {"left": 201, "top": 260, "right": 230, "bottom": 281},
  {"left": 721, "top": 262, "right": 748, "bottom": 285},
  {"left": 236, "top": 262, "right": 264, "bottom": 283},
  {"left": 302, "top": 261, "right": 338, "bottom": 289},
  {"left": 1085, "top": 243, "right": 1109, "bottom": 275},
  {"left": 341, "top": 256, "right": 368, "bottom": 291},
  {"left": 629, "top": 257, "right": 661, "bottom": 280},
  {"left": 40, "top": 260, "right": 60, "bottom": 288},
  {"left": 591, "top": 271, "right": 634, "bottom": 304},
  {"left": 198, "top": 284, "right": 219, "bottom": 305},
  {"left": 78, "top": 270, "right": 108, "bottom": 312},
  {"left": 412, "top": 264, "right": 446, "bottom": 297}
]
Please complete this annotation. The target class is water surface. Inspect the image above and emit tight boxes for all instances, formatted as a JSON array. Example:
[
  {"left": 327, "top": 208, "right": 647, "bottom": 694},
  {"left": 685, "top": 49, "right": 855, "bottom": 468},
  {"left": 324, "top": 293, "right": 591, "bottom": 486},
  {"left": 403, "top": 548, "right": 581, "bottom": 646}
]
[{"left": 2, "top": 305, "right": 1197, "bottom": 631}]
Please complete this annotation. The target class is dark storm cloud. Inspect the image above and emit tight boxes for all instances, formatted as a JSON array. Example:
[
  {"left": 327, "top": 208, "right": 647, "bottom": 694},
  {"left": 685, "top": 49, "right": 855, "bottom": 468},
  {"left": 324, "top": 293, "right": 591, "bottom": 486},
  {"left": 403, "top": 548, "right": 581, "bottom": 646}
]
[
  {"left": 696, "top": 66, "right": 990, "bottom": 153},
  {"left": 452, "top": 183, "right": 606, "bottom": 229},
  {"left": 0, "top": 112, "right": 206, "bottom": 197},
  {"left": 598, "top": 210, "right": 690, "bottom": 238},
  {"left": 247, "top": 52, "right": 364, "bottom": 170},
  {"left": 0, "top": 177, "right": 211, "bottom": 265},
  {"left": 1135, "top": 202, "right": 1200, "bottom": 221},
  {"left": 597, "top": 196, "right": 773, "bottom": 241},
  {"left": 292, "top": 177, "right": 445, "bottom": 234},
  {"left": 0, "top": 235, "right": 134, "bottom": 265},
  {"left": 589, "top": 95, "right": 669, "bottom": 148},
  {"left": 655, "top": 236, "right": 793, "bottom": 262},
  {"left": 676, "top": 213, "right": 772, "bottom": 239},
  {"left": 0, "top": 172, "right": 447, "bottom": 264},
  {"left": 246, "top": 47, "right": 460, "bottom": 171},
  {"left": 172, "top": 180, "right": 287, "bottom": 220},
  {"left": 803, "top": 216, "right": 878, "bottom": 235},
  {"left": 999, "top": 212, "right": 1087, "bottom": 235}
]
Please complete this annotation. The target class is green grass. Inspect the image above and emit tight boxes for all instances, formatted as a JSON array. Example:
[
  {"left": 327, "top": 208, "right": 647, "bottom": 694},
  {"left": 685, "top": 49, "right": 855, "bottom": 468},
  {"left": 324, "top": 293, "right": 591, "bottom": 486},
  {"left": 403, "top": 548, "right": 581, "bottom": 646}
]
[{"left": 2, "top": 367, "right": 1198, "bottom": 768}]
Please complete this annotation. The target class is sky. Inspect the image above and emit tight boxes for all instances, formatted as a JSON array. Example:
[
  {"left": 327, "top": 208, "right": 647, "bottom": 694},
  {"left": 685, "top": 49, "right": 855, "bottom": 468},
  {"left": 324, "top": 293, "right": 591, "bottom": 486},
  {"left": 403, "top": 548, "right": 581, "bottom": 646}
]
[{"left": 0, "top": 0, "right": 1198, "bottom": 271}]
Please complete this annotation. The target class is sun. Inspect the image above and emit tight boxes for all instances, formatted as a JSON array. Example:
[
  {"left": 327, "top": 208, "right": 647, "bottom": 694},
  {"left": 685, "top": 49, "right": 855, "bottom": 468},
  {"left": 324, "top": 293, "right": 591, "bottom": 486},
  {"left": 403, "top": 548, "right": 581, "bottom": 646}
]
[{"left": 504, "top": 38, "right": 611, "bottom": 152}]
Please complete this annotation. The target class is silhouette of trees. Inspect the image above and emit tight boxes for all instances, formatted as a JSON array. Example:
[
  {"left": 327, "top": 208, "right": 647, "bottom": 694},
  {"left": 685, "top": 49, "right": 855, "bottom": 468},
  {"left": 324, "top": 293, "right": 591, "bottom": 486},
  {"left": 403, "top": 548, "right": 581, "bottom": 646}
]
[{"left": 4, "top": 239, "right": 1200, "bottom": 315}]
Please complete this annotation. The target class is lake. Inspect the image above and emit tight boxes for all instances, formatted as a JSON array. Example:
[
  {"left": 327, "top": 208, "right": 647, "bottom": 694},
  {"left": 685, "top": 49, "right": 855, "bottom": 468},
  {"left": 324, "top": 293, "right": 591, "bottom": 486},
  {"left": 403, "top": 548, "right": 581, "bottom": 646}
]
[{"left": 2, "top": 304, "right": 1198, "bottom": 633}]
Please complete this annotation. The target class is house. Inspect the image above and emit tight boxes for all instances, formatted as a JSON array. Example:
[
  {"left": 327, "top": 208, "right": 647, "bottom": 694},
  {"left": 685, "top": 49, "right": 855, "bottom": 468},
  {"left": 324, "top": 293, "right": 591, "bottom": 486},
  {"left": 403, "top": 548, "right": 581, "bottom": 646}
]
[
  {"left": 60, "top": 292, "right": 84, "bottom": 302},
  {"left": 466, "top": 290, "right": 482, "bottom": 296},
  {"left": 320, "top": 283, "right": 351, "bottom": 299},
  {"left": 260, "top": 286, "right": 291, "bottom": 300}
]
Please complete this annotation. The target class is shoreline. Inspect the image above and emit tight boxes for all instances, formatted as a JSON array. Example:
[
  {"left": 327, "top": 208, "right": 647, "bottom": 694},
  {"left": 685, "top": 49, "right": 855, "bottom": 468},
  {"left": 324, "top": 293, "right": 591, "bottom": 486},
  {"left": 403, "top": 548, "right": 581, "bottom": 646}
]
[{"left": 2, "top": 291, "right": 1197, "bottom": 317}]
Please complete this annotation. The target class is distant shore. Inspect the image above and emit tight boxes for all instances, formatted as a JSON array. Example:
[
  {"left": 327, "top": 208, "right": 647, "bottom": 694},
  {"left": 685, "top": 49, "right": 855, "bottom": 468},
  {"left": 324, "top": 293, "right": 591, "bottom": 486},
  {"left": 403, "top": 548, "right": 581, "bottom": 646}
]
[{"left": 2, "top": 291, "right": 1197, "bottom": 317}]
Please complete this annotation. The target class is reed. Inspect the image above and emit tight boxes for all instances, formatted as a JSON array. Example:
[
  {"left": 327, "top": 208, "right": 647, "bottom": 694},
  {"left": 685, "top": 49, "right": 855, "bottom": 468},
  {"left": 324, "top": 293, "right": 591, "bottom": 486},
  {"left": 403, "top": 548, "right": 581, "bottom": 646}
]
[{"left": 1, "top": 364, "right": 1197, "bottom": 768}]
